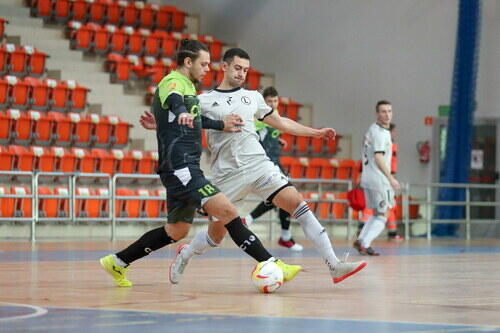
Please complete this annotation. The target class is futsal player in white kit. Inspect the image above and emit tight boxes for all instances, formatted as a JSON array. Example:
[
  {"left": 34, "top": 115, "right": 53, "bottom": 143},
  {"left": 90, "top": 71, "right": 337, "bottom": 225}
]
[
  {"left": 166, "top": 48, "right": 368, "bottom": 285},
  {"left": 353, "top": 100, "right": 401, "bottom": 256}
]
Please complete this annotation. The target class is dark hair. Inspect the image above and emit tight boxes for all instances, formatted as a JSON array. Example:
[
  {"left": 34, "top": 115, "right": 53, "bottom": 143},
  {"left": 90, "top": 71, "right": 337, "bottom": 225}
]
[
  {"left": 222, "top": 48, "right": 250, "bottom": 63},
  {"left": 389, "top": 123, "right": 396, "bottom": 131},
  {"left": 176, "top": 39, "right": 209, "bottom": 66},
  {"left": 376, "top": 100, "right": 391, "bottom": 112},
  {"left": 262, "top": 86, "right": 278, "bottom": 99}
]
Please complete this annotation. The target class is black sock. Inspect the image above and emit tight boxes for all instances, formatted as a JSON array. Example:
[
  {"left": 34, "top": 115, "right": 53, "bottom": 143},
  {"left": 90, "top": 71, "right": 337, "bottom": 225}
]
[
  {"left": 279, "top": 209, "right": 290, "bottom": 230},
  {"left": 116, "top": 227, "right": 176, "bottom": 265},
  {"left": 250, "top": 201, "right": 274, "bottom": 219},
  {"left": 225, "top": 217, "right": 272, "bottom": 262}
]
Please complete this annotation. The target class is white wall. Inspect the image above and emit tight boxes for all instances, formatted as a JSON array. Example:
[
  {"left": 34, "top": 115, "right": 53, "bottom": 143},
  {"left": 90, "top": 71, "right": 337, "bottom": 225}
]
[{"left": 163, "top": 0, "right": 498, "bottom": 184}]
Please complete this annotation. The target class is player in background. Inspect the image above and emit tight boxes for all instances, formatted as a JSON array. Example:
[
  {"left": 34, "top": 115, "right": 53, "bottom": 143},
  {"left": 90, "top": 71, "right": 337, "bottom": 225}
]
[
  {"left": 244, "top": 86, "right": 303, "bottom": 251},
  {"left": 353, "top": 101, "right": 401, "bottom": 256},
  {"left": 357, "top": 123, "right": 402, "bottom": 241},
  {"left": 100, "top": 40, "right": 301, "bottom": 288}
]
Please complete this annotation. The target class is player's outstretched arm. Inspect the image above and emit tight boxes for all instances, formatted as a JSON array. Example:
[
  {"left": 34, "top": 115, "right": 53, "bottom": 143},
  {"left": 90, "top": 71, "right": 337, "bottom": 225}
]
[
  {"left": 201, "top": 114, "right": 243, "bottom": 132},
  {"left": 140, "top": 110, "right": 156, "bottom": 130},
  {"left": 263, "top": 111, "right": 336, "bottom": 139}
]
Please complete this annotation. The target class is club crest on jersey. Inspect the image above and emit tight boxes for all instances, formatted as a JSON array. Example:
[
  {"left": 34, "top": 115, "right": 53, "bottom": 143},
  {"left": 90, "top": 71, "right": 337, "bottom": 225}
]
[{"left": 241, "top": 96, "right": 251, "bottom": 105}]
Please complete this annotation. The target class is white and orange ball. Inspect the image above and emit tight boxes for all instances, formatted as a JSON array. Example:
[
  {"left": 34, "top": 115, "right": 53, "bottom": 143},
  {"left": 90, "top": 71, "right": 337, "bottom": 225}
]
[{"left": 251, "top": 261, "right": 284, "bottom": 293}]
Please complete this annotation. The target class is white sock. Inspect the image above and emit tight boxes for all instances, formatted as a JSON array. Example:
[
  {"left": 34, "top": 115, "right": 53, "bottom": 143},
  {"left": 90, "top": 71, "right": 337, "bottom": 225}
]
[
  {"left": 244, "top": 214, "right": 253, "bottom": 226},
  {"left": 358, "top": 215, "right": 376, "bottom": 245},
  {"left": 181, "top": 230, "right": 218, "bottom": 261},
  {"left": 281, "top": 229, "right": 291, "bottom": 241},
  {"left": 360, "top": 215, "right": 386, "bottom": 248},
  {"left": 293, "top": 201, "right": 339, "bottom": 269},
  {"left": 114, "top": 254, "right": 128, "bottom": 268}
]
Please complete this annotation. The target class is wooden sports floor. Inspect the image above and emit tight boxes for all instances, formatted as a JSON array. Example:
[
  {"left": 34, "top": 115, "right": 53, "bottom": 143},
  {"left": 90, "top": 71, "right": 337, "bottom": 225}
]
[{"left": 1, "top": 238, "right": 500, "bottom": 332}]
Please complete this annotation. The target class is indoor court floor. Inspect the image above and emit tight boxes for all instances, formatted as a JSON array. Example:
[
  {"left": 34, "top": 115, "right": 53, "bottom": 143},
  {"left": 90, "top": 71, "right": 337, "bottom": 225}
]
[{"left": 1, "top": 238, "right": 500, "bottom": 332}]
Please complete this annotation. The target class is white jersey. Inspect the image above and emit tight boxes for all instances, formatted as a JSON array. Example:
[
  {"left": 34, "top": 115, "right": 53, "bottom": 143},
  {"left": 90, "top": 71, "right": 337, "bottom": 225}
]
[
  {"left": 199, "top": 88, "right": 274, "bottom": 180},
  {"left": 360, "top": 123, "right": 392, "bottom": 190}
]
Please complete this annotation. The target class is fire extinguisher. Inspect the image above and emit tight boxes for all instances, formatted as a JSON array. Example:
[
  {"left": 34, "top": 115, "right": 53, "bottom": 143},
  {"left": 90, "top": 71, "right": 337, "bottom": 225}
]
[{"left": 417, "top": 141, "right": 430, "bottom": 163}]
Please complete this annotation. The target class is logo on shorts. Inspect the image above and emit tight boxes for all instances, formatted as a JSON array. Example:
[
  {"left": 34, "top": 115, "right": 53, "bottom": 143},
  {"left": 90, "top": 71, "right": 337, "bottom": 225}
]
[
  {"left": 379, "top": 200, "right": 386, "bottom": 208},
  {"left": 241, "top": 96, "right": 251, "bottom": 105}
]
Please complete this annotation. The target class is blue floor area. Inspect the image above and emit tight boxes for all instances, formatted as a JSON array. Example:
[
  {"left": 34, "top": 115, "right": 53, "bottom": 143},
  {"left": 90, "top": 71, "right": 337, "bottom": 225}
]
[
  {"left": 1, "top": 305, "right": 496, "bottom": 333},
  {"left": 1, "top": 245, "right": 500, "bottom": 263}
]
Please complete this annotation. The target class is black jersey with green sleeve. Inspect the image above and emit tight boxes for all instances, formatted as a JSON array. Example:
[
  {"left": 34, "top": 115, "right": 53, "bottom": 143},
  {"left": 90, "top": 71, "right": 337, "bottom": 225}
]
[
  {"left": 254, "top": 118, "right": 282, "bottom": 164},
  {"left": 153, "top": 70, "right": 204, "bottom": 173}
]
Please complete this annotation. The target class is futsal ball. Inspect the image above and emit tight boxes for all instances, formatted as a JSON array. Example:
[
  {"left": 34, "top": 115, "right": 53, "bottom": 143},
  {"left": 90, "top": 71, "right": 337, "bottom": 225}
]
[{"left": 251, "top": 261, "right": 284, "bottom": 293}]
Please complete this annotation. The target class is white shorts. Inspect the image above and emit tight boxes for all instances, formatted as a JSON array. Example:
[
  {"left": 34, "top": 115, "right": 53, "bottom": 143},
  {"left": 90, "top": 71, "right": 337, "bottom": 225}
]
[
  {"left": 213, "top": 160, "right": 290, "bottom": 205},
  {"left": 363, "top": 187, "right": 395, "bottom": 214}
]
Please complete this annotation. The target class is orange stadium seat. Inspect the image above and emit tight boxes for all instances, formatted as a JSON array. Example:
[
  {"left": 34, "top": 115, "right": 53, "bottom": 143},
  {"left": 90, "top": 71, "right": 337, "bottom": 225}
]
[
  {"left": 54, "top": 0, "right": 71, "bottom": 22},
  {"left": 115, "top": 188, "right": 139, "bottom": 218},
  {"left": 302, "top": 191, "right": 318, "bottom": 215},
  {"left": 25, "top": 77, "right": 50, "bottom": 111},
  {"left": 89, "top": 0, "right": 106, "bottom": 24},
  {"left": 92, "top": 148, "right": 115, "bottom": 175},
  {"left": 71, "top": 0, "right": 90, "bottom": 22},
  {"left": 155, "top": 6, "right": 174, "bottom": 31},
  {"left": 128, "top": 28, "right": 146, "bottom": 55},
  {"left": 326, "top": 135, "right": 339, "bottom": 154},
  {"left": 38, "top": 186, "right": 58, "bottom": 218},
  {"left": 159, "top": 31, "right": 183, "bottom": 58},
  {"left": 51, "top": 147, "right": 75, "bottom": 173},
  {"left": 0, "top": 77, "right": 8, "bottom": 109},
  {"left": 141, "top": 189, "right": 160, "bottom": 218},
  {"left": 68, "top": 21, "right": 93, "bottom": 51},
  {"left": 0, "top": 186, "right": 15, "bottom": 218},
  {"left": 352, "top": 160, "right": 362, "bottom": 184},
  {"left": 54, "top": 187, "right": 70, "bottom": 217},
  {"left": 246, "top": 68, "right": 261, "bottom": 90},
  {"left": 0, "top": 18, "right": 7, "bottom": 42},
  {"left": 106, "top": 1, "right": 122, "bottom": 26},
  {"left": 139, "top": 3, "right": 157, "bottom": 29},
  {"left": 0, "top": 145, "right": 13, "bottom": 172},
  {"left": 123, "top": 2, "right": 140, "bottom": 27},
  {"left": 144, "top": 30, "right": 163, "bottom": 57},
  {"left": 67, "top": 80, "right": 89, "bottom": 112},
  {"left": 89, "top": 114, "right": 111, "bottom": 147},
  {"left": 26, "top": 47, "right": 48, "bottom": 77},
  {"left": 111, "top": 149, "right": 133, "bottom": 174},
  {"left": 279, "top": 97, "right": 300, "bottom": 121},
  {"left": 96, "top": 187, "right": 110, "bottom": 217},
  {"left": 29, "top": 110, "right": 52, "bottom": 145},
  {"left": 0, "top": 46, "right": 7, "bottom": 76},
  {"left": 5, "top": 76, "right": 30, "bottom": 110},
  {"left": 295, "top": 136, "right": 310, "bottom": 154},
  {"left": 107, "top": 115, "right": 130, "bottom": 147},
  {"left": 0, "top": 110, "right": 9, "bottom": 143},
  {"left": 31, "top": 146, "right": 55, "bottom": 173},
  {"left": 48, "top": 111, "right": 72, "bottom": 146},
  {"left": 322, "top": 158, "right": 339, "bottom": 179},
  {"left": 155, "top": 188, "right": 167, "bottom": 217},
  {"left": 319, "top": 192, "right": 335, "bottom": 220},
  {"left": 110, "top": 27, "right": 129, "bottom": 54},
  {"left": 71, "top": 148, "right": 95, "bottom": 173},
  {"left": 12, "top": 186, "right": 32, "bottom": 218},
  {"left": 11, "top": 109, "right": 34, "bottom": 145},
  {"left": 31, "top": 0, "right": 53, "bottom": 19},
  {"left": 93, "top": 24, "right": 111, "bottom": 54},
  {"left": 75, "top": 187, "right": 100, "bottom": 218},
  {"left": 201, "top": 35, "right": 223, "bottom": 62},
  {"left": 305, "top": 158, "right": 328, "bottom": 179},
  {"left": 9, "top": 145, "right": 33, "bottom": 172},
  {"left": 69, "top": 112, "right": 91, "bottom": 147},
  {"left": 47, "top": 79, "right": 69, "bottom": 112},
  {"left": 311, "top": 137, "right": 324, "bottom": 154},
  {"left": 5, "top": 44, "right": 28, "bottom": 77},
  {"left": 337, "top": 159, "right": 355, "bottom": 180},
  {"left": 280, "top": 133, "right": 294, "bottom": 153}
]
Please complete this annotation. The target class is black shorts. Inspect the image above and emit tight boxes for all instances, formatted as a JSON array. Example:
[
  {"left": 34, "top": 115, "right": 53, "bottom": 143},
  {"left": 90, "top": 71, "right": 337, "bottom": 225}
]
[{"left": 160, "top": 165, "right": 220, "bottom": 224}]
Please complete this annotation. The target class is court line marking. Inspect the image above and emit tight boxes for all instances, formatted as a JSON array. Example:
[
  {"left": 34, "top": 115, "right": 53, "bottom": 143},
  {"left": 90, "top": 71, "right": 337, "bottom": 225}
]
[
  {"left": 19, "top": 304, "right": 500, "bottom": 330},
  {"left": 0, "top": 302, "right": 48, "bottom": 322}
]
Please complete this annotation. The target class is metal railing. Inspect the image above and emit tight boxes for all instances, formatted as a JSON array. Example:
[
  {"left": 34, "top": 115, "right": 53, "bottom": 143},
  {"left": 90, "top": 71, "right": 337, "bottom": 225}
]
[
  {"left": 1, "top": 170, "right": 499, "bottom": 242},
  {"left": 402, "top": 182, "right": 500, "bottom": 240}
]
